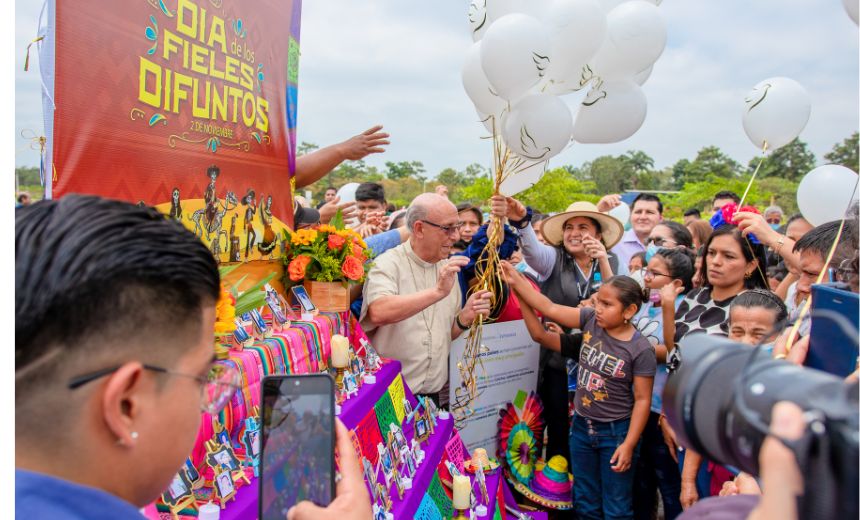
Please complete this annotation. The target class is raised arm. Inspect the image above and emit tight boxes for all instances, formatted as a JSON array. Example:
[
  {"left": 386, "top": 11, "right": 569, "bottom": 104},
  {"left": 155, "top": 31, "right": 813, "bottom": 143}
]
[
  {"left": 518, "top": 289, "right": 561, "bottom": 352},
  {"left": 501, "top": 262, "right": 581, "bottom": 329},
  {"left": 490, "top": 195, "right": 556, "bottom": 279},
  {"left": 294, "top": 126, "right": 390, "bottom": 188}
]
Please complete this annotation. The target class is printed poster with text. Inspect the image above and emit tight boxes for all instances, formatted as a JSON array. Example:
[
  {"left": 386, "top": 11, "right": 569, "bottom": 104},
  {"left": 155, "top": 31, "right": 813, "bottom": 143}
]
[
  {"left": 48, "top": 0, "right": 301, "bottom": 260},
  {"left": 449, "top": 320, "right": 540, "bottom": 454}
]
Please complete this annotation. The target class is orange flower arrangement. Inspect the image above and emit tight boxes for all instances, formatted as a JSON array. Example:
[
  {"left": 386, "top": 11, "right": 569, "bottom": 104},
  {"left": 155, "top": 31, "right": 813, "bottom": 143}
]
[
  {"left": 214, "top": 286, "right": 237, "bottom": 335},
  {"left": 282, "top": 211, "right": 373, "bottom": 285}
]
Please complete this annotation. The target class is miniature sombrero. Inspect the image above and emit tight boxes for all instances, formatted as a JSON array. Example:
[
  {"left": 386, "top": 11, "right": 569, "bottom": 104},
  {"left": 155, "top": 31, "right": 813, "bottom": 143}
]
[
  {"left": 508, "top": 455, "right": 573, "bottom": 510},
  {"left": 540, "top": 201, "right": 624, "bottom": 250},
  {"left": 464, "top": 448, "right": 500, "bottom": 473}
]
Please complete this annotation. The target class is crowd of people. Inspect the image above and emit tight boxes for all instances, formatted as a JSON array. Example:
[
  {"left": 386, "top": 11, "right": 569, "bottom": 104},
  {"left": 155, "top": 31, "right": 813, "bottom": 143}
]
[
  {"left": 291, "top": 178, "right": 858, "bottom": 519},
  {"left": 15, "top": 129, "right": 857, "bottom": 520}
]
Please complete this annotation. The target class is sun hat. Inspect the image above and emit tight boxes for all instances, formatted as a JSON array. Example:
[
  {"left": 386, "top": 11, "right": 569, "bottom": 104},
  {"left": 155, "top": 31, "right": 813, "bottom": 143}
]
[
  {"left": 507, "top": 455, "right": 573, "bottom": 510},
  {"left": 540, "top": 201, "right": 624, "bottom": 249},
  {"left": 464, "top": 447, "right": 500, "bottom": 473}
]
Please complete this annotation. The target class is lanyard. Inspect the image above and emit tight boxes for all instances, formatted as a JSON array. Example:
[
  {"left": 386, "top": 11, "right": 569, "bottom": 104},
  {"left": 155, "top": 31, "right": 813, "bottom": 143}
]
[{"left": 574, "top": 259, "right": 596, "bottom": 301}]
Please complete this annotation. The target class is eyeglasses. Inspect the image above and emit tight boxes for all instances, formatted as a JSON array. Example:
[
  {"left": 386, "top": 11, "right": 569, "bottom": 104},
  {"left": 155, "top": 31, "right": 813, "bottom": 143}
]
[
  {"left": 765, "top": 218, "right": 781, "bottom": 225},
  {"left": 420, "top": 219, "right": 463, "bottom": 235},
  {"left": 68, "top": 362, "right": 240, "bottom": 415},
  {"left": 645, "top": 236, "right": 675, "bottom": 247},
  {"left": 642, "top": 268, "right": 671, "bottom": 280}
]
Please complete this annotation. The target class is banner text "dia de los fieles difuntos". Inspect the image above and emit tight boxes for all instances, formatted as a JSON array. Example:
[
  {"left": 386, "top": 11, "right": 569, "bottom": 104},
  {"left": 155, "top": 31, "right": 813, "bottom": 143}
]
[{"left": 138, "top": 0, "right": 269, "bottom": 133}]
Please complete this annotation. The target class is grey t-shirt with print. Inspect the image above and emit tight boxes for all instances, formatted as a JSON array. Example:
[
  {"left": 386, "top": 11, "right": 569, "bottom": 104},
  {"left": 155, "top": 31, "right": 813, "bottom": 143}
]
[{"left": 574, "top": 307, "right": 657, "bottom": 422}]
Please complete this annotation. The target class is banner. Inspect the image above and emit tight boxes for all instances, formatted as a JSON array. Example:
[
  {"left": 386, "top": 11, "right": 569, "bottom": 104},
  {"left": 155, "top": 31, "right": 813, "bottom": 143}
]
[
  {"left": 43, "top": 0, "right": 301, "bottom": 260},
  {"left": 449, "top": 320, "right": 540, "bottom": 454}
]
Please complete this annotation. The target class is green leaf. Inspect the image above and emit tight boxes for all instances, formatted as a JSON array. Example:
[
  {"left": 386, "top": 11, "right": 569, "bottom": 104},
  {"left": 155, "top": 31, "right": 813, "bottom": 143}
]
[
  {"left": 218, "top": 264, "right": 242, "bottom": 278},
  {"left": 330, "top": 209, "right": 344, "bottom": 229}
]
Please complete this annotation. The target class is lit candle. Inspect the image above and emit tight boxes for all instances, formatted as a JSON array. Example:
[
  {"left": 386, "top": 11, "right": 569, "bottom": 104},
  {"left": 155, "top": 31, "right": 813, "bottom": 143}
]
[
  {"left": 452, "top": 474, "right": 471, "bottom": 510},
  {"left": 331, "top": 334, "right": 350, "bottom": 368}
]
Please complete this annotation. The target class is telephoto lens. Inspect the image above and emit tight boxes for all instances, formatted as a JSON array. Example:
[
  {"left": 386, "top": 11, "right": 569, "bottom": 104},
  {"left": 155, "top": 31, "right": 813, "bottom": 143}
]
[{"left": 663, "top": 334, "right": 858, "bottom": 520}]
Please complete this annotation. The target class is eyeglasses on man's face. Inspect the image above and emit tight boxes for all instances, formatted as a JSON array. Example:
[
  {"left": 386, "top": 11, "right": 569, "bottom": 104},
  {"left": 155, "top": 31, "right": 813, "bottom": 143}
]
[
  {"left": 420, "top": 219, "right": 463, "bottom": 235},
  {"left": 68, "top": 361, "right": 240, "bottom": 415}
]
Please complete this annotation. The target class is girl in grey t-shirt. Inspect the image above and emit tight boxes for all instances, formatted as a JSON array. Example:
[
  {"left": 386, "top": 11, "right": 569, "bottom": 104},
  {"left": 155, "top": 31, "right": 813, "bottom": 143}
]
[{"left": 504, "top": 265, "right": 656, "bottom": 519}]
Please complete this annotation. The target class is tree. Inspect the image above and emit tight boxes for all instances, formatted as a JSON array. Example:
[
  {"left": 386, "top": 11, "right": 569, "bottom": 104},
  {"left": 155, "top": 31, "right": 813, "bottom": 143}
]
[
  {"left": 748, "top": 138, "right": 816, "bottom": 181},
  {"left": 518, "top": 168, "right": 598, "bottom": 213},
  {"left": 824, "top": 132, "right": 859, "bottom": 173},
  {"left": 672, "top": 146, "right": 742, "bottom": 189},
  {"left": 436, "top": 167, "right": 464, "bottom": 188},
  {"left": 385, "top": 160, "right": 425, "bottom": 180},
  {"left": 664, "top": 174, "right": 799, "bottom": 221},
  {"left": 579, "top": 155, "right": 636, "bottom": 194},
  {"left": 622, "top": 150, "right": 655, "bottom": 175},
  {"left": 297, "top": 141, "right": 319, "bottom": 156}
]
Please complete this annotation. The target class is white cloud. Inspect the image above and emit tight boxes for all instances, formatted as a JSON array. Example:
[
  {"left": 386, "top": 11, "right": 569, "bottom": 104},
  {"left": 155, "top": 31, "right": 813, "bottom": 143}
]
[{"left": 15, "top": 0, "right": 859, "bottom": 181}]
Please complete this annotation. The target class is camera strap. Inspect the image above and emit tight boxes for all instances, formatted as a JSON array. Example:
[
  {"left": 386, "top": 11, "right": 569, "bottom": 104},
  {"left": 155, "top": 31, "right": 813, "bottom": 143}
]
[{"left": 782, "top": 419, "right": 842, "bottom": 520}]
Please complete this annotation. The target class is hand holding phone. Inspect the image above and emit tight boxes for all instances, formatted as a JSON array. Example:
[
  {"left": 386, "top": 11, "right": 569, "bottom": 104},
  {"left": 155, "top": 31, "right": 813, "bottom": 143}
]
[{"left": 287, "top": 420, "right": 372, "bottom": 520}]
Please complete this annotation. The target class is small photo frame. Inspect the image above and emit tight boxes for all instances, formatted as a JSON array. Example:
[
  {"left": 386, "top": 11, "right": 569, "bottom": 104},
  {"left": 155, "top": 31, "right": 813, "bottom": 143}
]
[
  {"left": 378, "top": 443, "right": 394, "bottom": 484},
  {"left": 403, "top": 398, "right": 413, "bottom": 421},
  {"left": 393, "top": 428, "right": 407, "bottom": 453},
  {"left": 214, "top": 470, "right": 236, "bottom": 502},
  {"left": 233, "top": 318, "right": 251, "bottom": 344},
  {"left": 387, "top": 431, "right": 400, "bottom": 463},
  {"left": 243, "top": 427, "right": 260, "bottom": 459},
  {"left": 376, "top": 482, "right": 391, "bottom": 511},
  {"left": 414, "top": 417, "right": 429, "bottom": 441},
  {"left": 363, "top": 458, "right": 379, "bottom": 502},
  {"left": 265, "top": 285, "right": 291, "bottom": 325},
  {"left": 162, "top": 469, "right": 194, "bottom": 507},
  {"left": 207, "top": 445, "right": 241, "bottom": 473},
  {"left": 343, "top": 370, "right": 359, "bottom": 397},
  {"left": 350, "top": 356, "right": 364, "bottom": 377},
  {"left": 291, "top": 285, "right": 317, "bottom": 314},
  {"left": 183, "top": 457, "right": 201, "bottom": 485},
  {"left": 445, "top": 460, "right": 461, "bottom": 478},
  {"left": 216, "top": 429, "right": 231, "bottom": 448},
  {"left": 403, "top": 450, "right": 416, "bottom": 478},
  {"left": 392, "top": 466, "right": 405, "bottom": 499},
  {"left": 249, "top": 308, "right": 268, "bottom": 336}
]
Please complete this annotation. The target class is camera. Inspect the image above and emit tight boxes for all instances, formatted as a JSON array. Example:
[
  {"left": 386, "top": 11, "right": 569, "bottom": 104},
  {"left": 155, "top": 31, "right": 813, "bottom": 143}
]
[{"left": 663, "top": 335, "right": 858, "bottom": 520}]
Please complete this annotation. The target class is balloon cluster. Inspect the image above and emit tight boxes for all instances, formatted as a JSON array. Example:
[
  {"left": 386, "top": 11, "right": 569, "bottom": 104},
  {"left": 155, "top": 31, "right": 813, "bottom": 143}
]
[{"left": 464, "top": 0, "right": 668, "bottom": 188}]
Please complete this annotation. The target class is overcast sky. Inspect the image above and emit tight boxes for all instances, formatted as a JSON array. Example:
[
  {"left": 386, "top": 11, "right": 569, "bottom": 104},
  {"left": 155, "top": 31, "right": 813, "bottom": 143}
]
[{"left": 15, "top": 1, "right": 859, "bottom": 177}]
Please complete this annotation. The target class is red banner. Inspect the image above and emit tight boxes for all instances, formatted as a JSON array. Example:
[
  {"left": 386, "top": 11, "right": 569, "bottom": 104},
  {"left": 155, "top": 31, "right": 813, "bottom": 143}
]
[{"left": 49, "top": 0, "right": 301, "bottom": 259}]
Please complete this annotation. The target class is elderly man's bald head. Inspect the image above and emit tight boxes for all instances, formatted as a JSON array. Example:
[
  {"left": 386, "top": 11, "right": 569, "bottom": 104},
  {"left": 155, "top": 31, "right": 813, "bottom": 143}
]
[{"left": 406, "top": 193, "right": 457, "bottom": 230}]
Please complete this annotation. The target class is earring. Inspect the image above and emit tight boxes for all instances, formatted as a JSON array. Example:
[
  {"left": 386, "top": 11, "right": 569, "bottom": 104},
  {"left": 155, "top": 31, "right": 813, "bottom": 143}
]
[
  {"left": 744, "top": 271, "right": 753, "bottom": 279},
  {"left": 130, "top": 431, "right": 139, "bottom": 440}
]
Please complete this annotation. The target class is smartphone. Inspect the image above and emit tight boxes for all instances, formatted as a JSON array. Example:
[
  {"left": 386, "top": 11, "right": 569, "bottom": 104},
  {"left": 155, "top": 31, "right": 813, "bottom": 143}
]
[
  {"left": 806, "top": 283, "right": 859, "bottom": 377},
  {"left": 259, "top": 374, "right": 335, "bottom": 519},
  {"left": 291, "top": 285, "right": 318, "bottom": 314}
]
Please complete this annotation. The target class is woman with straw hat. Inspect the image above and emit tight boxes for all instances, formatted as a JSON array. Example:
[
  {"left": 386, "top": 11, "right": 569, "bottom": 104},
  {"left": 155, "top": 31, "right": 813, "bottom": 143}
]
[{"left": 490, "top": 195, "right": 624, "bottom": 466}]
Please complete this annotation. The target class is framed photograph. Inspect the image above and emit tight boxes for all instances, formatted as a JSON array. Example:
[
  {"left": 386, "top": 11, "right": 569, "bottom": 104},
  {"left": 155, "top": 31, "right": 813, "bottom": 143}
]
[
  {"left": 376, "top": 482, "right": 391, "bottom": 511},
  {"left": 343, "top": 371, "right": 359, "bottom": 396},
  {"left": 393, "top": 428, "right": 407, "bottom": 453},
  {"left": 207, "top": 445, "right": 241, "bottom": 473},
  {"left": 243, "top": 428, "right": 260, "bottom": 458},
  {"left": 183, "top": 457, "right": 201, "bottom": 484},
  {"left": 233, "top": 318, "right": 251, "bottom": 344},
  {"left": 380, "top": 445, "right": 393, "bottom": 475},
  {"left": 216, "top": 429, "right": 231, "bottom": 448},
  {"left": 249, "top": 308, "right": 268, "bottom": 336},
  {"left": 214, "top": 470, "right": 236, "bottom": 500},
  {"left": 404, "top": 450, "right": 416, "bottom": 478},
  {"left": 392, "top": 466, "right": 405, "bottom": 499},
  {"left": 291, "top": 285, "right": 317, "bottom": 314},
  {"left": 363, "top": 458, "right": 378, "bottom": 502},
  {"left": 414, "top": 418, "right": 429, "bottom": 441},
  {"left": 350, "top": 356, "right": 364, "bottom": 377},
  {"left": 445, "top": 460, "right": 461, "bottom": 478},
  {"left": 403, "top": 398, "right": 413, "bottom": 421},
  {"left": 161, "top": 469, "right": 193, "bottom": 506},
  {"left": 265, "top": 284, "right": 290, "bottom": 325},
  {"left": 387, "top": 431, "right": 400, "bottom": 463}
]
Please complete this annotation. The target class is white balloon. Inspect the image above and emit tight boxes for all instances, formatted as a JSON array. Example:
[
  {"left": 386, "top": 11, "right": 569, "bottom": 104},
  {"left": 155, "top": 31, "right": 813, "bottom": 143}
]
[
  {"left": 480, "top": 14, "right": 551, "bottom": 100},
  {"left": 463, "top": 41, "right": 509, "bottom": 117},
  {"left": 742, "top": 77, "right": 811, "bottom": 151},
  {"left": 468, "top": 0, "right": 490, "bottom": 41},
  {"left": 572, "top": 79, "right": 647, "bottom": 143},
  {"left": 633, "top": 65, "right": 652, "bottom": 85},
  {"left": 336, "top": 182, "right": 360, "bottom": 204},
  {"left": 599, "top": 0, "right": 660, "bottom": 12},
  {"left": 487, "top": 0, "right": 550, "bottom": 22},
  {"left": 844, "top": 0, "right": 859, "bottom": 25},
  {"left": 502, "top": 94, "right": 573, "bottom": 161},
  {"left": 541, "top": 0, "right": 607, "bottom": 93},
  {"left": 601, "top": 1, "right": 666, "bottom": 78},
  {"left": 607, "top": 201, "right": 631, "bottom": 225},
  {"left": 499, "top": 158, "right": 548, "bottom": 196},
  {"left": 797, "top": 165, "right": 859, "bottom": 226}
]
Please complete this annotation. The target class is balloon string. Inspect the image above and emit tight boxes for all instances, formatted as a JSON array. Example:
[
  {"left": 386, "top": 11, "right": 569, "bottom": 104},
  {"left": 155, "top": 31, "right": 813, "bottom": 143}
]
[
  {"left": 785, "top": 215, "right": 847, "bottom": 352},
  {"left": 737, "top": 140, "right": 768, "bottom": 208}
]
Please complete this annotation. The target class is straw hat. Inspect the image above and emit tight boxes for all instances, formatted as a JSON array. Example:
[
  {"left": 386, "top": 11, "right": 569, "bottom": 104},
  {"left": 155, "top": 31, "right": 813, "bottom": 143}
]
[
  {"left": 464, "top": 447, "right": 500, "bottom": 473},
  {"left": 507, "top": 455, "right": 573, "bottom": 510},
  {"left": 540, "top": 201, "right": 624, "bottom": 250}
]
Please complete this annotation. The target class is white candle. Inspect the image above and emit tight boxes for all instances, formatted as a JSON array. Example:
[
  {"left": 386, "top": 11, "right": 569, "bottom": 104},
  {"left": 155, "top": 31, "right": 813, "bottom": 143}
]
[
  {"left": 331, "top": 334, "right": 350, "bottom": 368},
  {"left": 452, "top": 474, "right": 471, "bottom": 510},
  {"left": 198, "top": 501, "right": 220, "bottom": 520}
]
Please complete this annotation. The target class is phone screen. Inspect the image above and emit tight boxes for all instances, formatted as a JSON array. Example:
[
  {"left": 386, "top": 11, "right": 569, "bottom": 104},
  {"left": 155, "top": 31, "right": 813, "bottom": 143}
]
[
  {"left": 291, "top": 286, "right": 317, "bottom": 313},
  {"left": 260, "top": 375, "right": 335, "bottom": 519}
]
